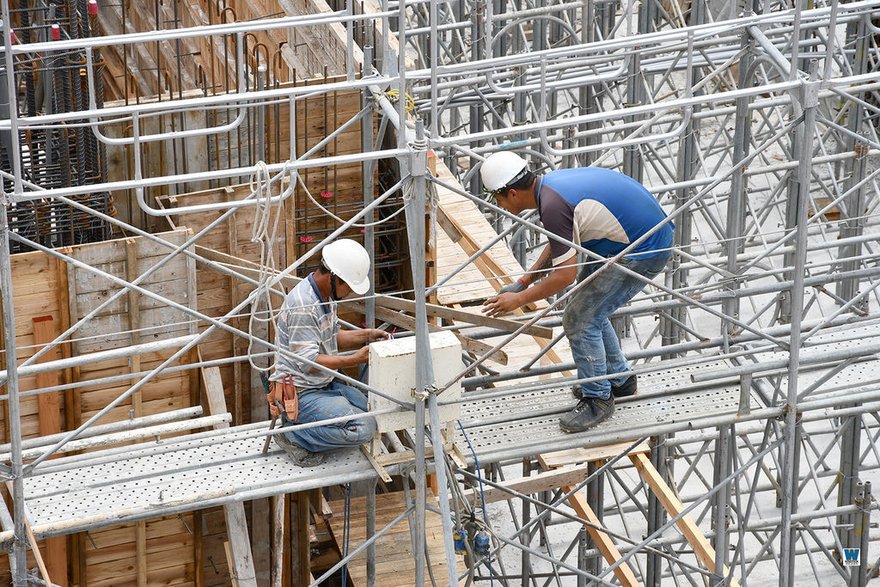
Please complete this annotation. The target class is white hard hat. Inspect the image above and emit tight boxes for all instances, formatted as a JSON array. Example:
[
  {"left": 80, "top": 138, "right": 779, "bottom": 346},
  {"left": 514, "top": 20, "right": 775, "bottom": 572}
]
[
  {"left": 480, "top": 151, "right": 529, "bottom": 193},
  {"left": 322, "top": 239, "right": 371, "bottom": 295}
]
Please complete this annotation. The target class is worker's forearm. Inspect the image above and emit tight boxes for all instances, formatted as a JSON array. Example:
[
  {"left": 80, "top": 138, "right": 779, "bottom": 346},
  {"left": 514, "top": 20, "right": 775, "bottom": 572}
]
[
  {"left": 336, "top": 329, "right": 360, "bottom": 351},
  {"left": 316, "top": 352, "right": 363, "bottom": 370},
  {"left": 517, "top": 268, "right": 571, "bottom": 306},
  {"left": 523, "top": 245, "right": 553, "bottom": 285}
]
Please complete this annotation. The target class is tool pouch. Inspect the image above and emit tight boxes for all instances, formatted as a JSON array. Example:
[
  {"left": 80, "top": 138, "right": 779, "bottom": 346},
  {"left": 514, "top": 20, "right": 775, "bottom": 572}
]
[{"left": 268, "top": 376, "right": 299, "bottom": 422}]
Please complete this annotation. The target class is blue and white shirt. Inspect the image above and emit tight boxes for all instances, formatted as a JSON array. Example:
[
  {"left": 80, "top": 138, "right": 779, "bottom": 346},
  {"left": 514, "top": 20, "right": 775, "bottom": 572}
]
[
  {"left": 537, "top": 168, "right": 674, "bottom": 266},
  {"left": 272, "top": 274, "right": 339, "bottom": 390}
]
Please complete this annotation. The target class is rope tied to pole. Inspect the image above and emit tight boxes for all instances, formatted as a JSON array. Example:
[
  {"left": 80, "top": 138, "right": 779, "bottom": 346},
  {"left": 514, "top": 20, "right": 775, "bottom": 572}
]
[{"left": 248, "top": 160, "right": 285, "bottom": 372}]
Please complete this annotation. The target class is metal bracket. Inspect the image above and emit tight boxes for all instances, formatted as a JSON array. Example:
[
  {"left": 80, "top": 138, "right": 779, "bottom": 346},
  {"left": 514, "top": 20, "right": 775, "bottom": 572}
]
[{"left": 800, "top": 80, "right": 821, "bottom": 109}]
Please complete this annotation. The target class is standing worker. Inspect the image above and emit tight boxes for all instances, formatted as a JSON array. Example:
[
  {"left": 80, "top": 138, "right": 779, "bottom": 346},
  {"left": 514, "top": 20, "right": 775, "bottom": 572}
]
[
  {"left": 269, "top": 239, "right": 388, "bottom": 466},
  {"left": 480, "top": 153, "right": 673, "bottom": 433}
]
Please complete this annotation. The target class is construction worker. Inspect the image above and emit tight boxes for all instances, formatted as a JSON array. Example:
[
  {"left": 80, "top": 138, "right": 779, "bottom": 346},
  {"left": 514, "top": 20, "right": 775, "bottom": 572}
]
[
  {"left": 480, "top": 152, "right": 673, "bottom": 433},
  {"left": 269, "top": 239, "right": 387, "bottom": 466}
]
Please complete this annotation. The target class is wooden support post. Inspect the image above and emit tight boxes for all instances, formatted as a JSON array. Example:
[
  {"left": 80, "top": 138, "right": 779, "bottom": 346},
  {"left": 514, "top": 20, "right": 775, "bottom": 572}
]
[
  {"left": 53, "top": 254, "right": 75, "bottom": 434},
  {"left": 203, "top": 366, "right": 258, "bottom": 586},
  {"left": 64, "top": 255, "right": 83, "bottom": 429},
  {"left": 630, "top": 452, "right": 740, "bottom": 587},
  {"left": 32, "top": 317, "right": 63, "bottom": 441},
  {"left": 290, "top": 492, "right": 311, "bottom": 586},
  {"left": 194, "top": 510, "right": 204, "bottom": 587},
  {"left": 32, "top": 316, "right": 68, "bottom": 586},
  {"left": 136, "top": 523, "right": 148, "bottom": 587},
  {"left": 249, "top": 334, "right": 272, "bottom": 585},
  {"left": 271, "top": 494, "right": 285, "bottom": 587},
  {"left": 226, "top": 217, "right": 243, "bottom": 427}
]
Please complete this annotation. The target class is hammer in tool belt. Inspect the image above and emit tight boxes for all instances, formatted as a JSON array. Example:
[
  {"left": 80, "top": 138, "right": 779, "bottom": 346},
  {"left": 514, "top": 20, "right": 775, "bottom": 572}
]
[{"left": 261, "top": 372, "right": 299, "bottom": 454}]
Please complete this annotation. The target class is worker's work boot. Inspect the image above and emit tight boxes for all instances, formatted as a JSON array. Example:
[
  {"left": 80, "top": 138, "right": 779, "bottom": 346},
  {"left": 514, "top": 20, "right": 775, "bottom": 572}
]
[
  {"left": 571, "top": 375, "right": 638, "bottom": 399},
  {"left": 274, "top": 434, "right": 325, "bottom": 467},
  {"left": 559, "top": 396, "right": 614, "bottom": 433},
  {"left": 611, "top": 374, "right": 638, "bottom": 397}
]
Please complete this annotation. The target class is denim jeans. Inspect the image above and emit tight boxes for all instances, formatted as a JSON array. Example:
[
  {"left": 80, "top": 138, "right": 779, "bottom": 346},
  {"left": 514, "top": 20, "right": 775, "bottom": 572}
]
[
  {"left": 562, "top": 252, "right": 671, "bottom": 400},
  {"left": 281, "top": 380, "right": 377, "bottom": 453}
]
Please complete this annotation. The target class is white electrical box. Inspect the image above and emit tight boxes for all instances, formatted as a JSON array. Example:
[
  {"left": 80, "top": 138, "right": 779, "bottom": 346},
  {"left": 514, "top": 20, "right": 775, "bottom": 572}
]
[{"left": 367, "top": 330, "right": 462, "bottom": 433}]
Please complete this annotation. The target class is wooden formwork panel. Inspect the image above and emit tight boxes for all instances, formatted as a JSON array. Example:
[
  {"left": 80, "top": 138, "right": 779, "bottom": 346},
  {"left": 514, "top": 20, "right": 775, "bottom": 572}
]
[
  {"left": 157, "top": 183, "right": 291, "bottom": 429},
  {"left": 65, "top": 230, "right": 198, "bottom": 425},
  {"left": 0, "top": 230, "right": 202, "bottom": 587}
]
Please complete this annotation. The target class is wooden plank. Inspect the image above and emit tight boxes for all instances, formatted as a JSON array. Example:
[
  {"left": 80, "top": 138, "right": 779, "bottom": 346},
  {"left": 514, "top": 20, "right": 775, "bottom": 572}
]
[
  {"left": 533, "top": 445, "right": 641, "bottom": 586},
  {"left": 436, "top": 205, "right": 535, "bottom": 308},
  {"left": 560, "top": 485, "right": 640, "bottom": 587},
  {"left": 203, "top": 367, "right": 257, "bottom": 587},
  {"left": 5, "top": 482, "right": 51, "bottom": 584},
  {"left": 193, "top": 245, "right": 553, "bottom": 339},
  {"left": 433, "top": 182, "right": 570, "bottom": 376},
  {"left": 223, "top": 542, "right": 239, "bottom": 587},
  {"left": 630, "top": 452, "right": 740, "bottom": 586},
  {"left": 372, "top": 306, "right": 508, "bottom": 365},
  {"left": 458, "top": 464, "right": 592, "bottom": 506},
  {"left": 374, "top": 294, "right": 554, "bottom": 339},
  {"left": 538, "top": 441, "right": 651, "bottom": 470}
]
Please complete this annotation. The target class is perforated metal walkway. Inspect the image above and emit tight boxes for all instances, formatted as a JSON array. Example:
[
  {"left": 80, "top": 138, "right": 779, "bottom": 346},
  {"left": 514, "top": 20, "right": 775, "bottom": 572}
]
[{"left": 14, "top": 319, "right": 880, "bottom": 540}]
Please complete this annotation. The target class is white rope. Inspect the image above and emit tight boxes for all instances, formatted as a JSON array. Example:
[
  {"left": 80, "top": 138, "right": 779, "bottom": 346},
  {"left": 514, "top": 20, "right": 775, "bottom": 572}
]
[{"left": 247, "top": 161, "right": 285, "bottom": 372}]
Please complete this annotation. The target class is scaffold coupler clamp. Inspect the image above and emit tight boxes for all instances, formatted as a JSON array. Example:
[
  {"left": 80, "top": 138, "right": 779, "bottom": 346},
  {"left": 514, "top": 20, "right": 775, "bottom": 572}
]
[
  {"left": 409, "top": 120, "right": 428, "bottom": 177},
  {"left": 411, "top": 384, "right": 435, "bottom": 402}
]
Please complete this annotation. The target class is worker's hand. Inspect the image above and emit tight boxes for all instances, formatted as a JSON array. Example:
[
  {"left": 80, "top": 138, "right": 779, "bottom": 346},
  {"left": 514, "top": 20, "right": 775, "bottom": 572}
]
[
  {"left": 481, "top": 292, "right": 522, "bottom": 317},
  {"left": 352, "top": 345, "right": 370, "bottom": 364},
  {"left": 362, "top": 328, "right": 391, "bottom": 344},
  {"left": 499, "top": 278, "right": 527, "bottom": 295}
]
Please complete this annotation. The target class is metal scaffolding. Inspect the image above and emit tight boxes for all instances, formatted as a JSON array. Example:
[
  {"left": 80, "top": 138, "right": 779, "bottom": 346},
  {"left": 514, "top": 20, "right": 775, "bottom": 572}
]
[{"left": 2, "top": 0, "right": 880, "bottom": 584}]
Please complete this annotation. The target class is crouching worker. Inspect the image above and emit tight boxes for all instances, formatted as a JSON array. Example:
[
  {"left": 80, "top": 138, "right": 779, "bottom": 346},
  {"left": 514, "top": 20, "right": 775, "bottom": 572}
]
[{"left": 269, "top": 239, "right": 388, "bottom": 466}]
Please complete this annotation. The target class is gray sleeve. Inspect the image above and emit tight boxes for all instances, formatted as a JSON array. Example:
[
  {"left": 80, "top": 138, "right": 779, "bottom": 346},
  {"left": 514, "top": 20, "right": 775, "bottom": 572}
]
[{"left": 540, "top": 189, "right": 577, "bottom": 265}]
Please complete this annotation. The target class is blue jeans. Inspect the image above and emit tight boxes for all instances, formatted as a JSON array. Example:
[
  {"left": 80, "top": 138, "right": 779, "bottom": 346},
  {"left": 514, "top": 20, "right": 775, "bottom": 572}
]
[
  {"left": 562, "top": 252, "right": 671, "bottom": 400},
  {"left": 281, "top": 380, "right": 377, "bottom": 453}
]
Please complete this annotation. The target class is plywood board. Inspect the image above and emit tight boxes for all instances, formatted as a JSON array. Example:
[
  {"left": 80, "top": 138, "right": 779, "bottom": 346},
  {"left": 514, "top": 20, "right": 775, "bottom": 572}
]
[{"left": 327, "top": 492, "right": 460, "bottom": 586}]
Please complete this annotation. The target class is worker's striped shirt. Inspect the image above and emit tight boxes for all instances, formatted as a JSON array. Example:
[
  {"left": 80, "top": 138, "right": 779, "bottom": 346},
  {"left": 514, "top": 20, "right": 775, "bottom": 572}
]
[{"left": 272, "top": 274, "right": 339, "bottom": 390}]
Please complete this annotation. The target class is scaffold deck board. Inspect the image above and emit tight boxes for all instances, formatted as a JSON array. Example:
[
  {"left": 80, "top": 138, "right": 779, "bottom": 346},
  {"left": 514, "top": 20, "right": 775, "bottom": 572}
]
[
  {"left": 15, "top": 380, "right": 736, "bottom": 539},
  {"left": 13, "top": 320, "right": 880, "bottom": 540}
]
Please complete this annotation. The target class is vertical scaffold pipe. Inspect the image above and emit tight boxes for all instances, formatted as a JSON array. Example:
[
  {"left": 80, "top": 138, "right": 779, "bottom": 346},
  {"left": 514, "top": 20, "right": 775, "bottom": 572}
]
[
  {"left": 404, "top": 122, "right": 430, "bottom": 586},
  {"left": 779, "top": 69, "right": 821, "bottom": 587},
  {"left": 0, "top": 4, "right": 29, "bottom": 585}
]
